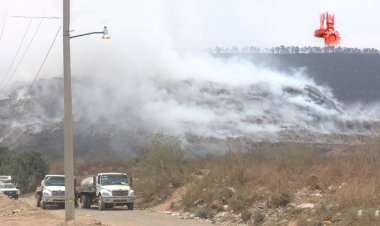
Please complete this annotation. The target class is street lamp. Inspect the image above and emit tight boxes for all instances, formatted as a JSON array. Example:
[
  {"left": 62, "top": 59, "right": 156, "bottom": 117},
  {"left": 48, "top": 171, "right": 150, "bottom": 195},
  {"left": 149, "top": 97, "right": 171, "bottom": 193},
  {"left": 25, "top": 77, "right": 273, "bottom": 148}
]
[
  {"left": 63, "top": 0, "right": 109, "bottom": 222},
  {"left": 102, "top": 26, "right": 110, "bottom": 39},
  {"left": 70, "top": 26, "right": 110, "bottom": 39}
]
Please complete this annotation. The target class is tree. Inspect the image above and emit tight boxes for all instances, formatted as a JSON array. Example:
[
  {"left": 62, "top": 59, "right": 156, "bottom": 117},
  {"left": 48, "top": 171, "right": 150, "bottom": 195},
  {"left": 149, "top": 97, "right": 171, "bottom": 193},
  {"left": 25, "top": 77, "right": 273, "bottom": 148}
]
[
  {"left": 0, "top": 150, "right": 48, "bottom": 193},
  {"left": 0, "top": 146, "right": 10, "bottom": 160},
  {"left": 0, "top": 146, "right": 11, "bottom": 172}
]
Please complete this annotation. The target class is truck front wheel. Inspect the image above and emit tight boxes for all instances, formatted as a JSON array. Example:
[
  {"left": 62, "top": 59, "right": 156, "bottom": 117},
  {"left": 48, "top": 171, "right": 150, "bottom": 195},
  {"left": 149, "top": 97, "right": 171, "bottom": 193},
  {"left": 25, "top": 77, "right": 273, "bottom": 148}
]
[
  {"left": 98, "top": 196, "right": 105, "bottom": 210},
  {"left": 41, "top": 201, "right": 47, "bottom": 210},
  {"left": 36, "top": 194, "right": 42, "bottom": 207},
  {"left": 127, "top": 202, "right": 134, "bottom": 210},
  {"left": 80, "top": 194, "right": 90, "bottom": 209}
]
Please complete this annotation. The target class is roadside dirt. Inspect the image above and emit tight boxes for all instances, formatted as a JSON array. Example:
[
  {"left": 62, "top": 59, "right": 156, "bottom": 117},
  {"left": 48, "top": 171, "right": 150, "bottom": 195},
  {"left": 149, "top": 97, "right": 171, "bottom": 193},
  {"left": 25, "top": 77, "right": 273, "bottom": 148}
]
[
  {"left": 153, "top": 186, "right": 187, "bottom": 211},
  {"left": 0, "top": 195, "right": 105, "bottom": 226},
  {"left": 3, "top": 194, "right": 215, "bottom": 226}
]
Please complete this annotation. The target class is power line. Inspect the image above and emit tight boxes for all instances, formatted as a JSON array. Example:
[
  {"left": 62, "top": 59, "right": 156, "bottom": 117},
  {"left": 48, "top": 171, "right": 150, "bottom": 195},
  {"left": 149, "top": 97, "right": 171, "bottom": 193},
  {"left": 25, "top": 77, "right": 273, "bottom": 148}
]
[
  {"left": 1, "top": 18, "right": 45, "bottom": 91},
  {"left": 0, "top": 18, "right": 33, "bottom": 90},
  {"left": 23, "top": 26, "right": 61, "bottom": 101},
  {"left": 0, "top": 14, "right": 6, "bottom": 41},
  {"left": 0, "top": 23, "right": 5, "bottom": 41},
  {"left": 12, "top": 16, "right": 60, "bottom": 19}
]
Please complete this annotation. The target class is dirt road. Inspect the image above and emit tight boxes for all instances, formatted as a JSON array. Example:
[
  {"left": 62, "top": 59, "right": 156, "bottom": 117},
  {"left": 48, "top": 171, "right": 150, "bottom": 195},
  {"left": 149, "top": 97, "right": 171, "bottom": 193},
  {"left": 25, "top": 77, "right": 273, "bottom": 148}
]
[{"left": 21, "top": 196, "right": 214, "bottom": 226}]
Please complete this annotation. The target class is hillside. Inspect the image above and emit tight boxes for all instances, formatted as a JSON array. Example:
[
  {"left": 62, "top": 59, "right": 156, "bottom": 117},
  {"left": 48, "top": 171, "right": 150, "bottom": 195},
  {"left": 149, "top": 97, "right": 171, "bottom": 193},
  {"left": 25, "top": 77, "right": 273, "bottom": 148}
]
[
  {"left": 1, "top": 53, "right": 380, "bottom": 159},
  {"left": 215, "top": 53, "right": 380, "bottom": 104}
]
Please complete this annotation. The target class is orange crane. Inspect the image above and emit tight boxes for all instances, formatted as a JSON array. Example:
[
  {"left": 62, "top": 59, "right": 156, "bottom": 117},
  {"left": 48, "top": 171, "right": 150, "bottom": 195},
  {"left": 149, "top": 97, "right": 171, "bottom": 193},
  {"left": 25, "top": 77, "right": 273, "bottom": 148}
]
[{"left": 314, "top": 12, "right": 341, "bottom": 46}]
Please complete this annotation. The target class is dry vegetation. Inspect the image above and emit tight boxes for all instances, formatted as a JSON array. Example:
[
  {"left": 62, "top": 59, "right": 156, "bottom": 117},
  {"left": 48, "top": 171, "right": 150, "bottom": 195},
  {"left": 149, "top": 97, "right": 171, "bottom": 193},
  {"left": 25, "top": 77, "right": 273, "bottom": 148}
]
[
  {"left": 181, "top": 138, "right": 380, "bottom": 225},
  {"left": 50, "top": 134, "right": 380, "bottom": 225}
]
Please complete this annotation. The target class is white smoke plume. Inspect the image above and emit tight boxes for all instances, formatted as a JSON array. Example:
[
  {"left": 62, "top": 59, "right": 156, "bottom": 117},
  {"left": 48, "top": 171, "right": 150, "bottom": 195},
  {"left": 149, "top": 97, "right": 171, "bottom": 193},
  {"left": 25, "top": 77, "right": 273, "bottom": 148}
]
[{"left": 1, "top": 0, "right": 379, "bottom": 146}]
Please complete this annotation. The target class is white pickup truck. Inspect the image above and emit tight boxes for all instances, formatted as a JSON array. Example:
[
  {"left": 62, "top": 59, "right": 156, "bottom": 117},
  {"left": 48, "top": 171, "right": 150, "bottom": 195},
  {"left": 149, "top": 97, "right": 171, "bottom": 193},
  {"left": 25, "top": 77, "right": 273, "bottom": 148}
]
[
  {"left": 0, "top": 182, "right": 20, "bottom": 199},
  {"left": 35, "top": 175, "right": 65, "bottom": 209},
  {"left": 77, "top": 173, "right": 135, "bottom": 210},
  {"left": 0, "top": 175, "right": 12, "bottom": 183}
]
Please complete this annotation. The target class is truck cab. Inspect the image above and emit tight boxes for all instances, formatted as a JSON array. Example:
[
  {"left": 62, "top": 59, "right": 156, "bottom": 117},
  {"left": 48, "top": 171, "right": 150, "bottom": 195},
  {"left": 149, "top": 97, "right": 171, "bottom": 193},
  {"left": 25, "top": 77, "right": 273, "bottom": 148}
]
[
  {"left": 0, "top": 175, "right": 12, "bottom": 183},
  {"left": 35, "top": 175, "right": 65, "bottom": 209},
  {"left": 0, "top": 182, "right": 20, "bottom": 199},
  {"left": 78, "top": 172, "right": 135, "bottom": 210}
]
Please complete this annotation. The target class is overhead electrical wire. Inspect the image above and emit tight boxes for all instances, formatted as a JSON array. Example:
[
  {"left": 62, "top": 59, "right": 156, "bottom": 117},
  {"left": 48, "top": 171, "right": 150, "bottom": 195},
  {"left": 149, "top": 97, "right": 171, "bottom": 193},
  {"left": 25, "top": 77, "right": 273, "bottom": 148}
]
[
  {"left": 0, "top": 23, "right": 5, "bottom": 41},
  {"left": 0, "top": 18, "right": 33, "bottom": 90},
  {"left": 1, "top": 18, "right": 45, "bottom": 91},
  {"left": 0, "top": 14, "right": 6, "bottom": 41},
  {"left": 12, "top": 16, "right": 60, "bottom": 19},
  {"left": 23, "top": 26, "right": 61, "bottom": 101}
]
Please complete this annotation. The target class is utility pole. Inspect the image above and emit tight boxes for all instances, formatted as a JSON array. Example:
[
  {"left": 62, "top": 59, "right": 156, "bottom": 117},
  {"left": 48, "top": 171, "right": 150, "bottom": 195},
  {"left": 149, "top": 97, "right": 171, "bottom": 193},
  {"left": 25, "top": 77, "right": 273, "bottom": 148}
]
[
  {"left": 63, "top": 0, "right": 75, "bottom": 222},
  {"left": 62, "top": 0, "right": 109, "bottom": 221}
]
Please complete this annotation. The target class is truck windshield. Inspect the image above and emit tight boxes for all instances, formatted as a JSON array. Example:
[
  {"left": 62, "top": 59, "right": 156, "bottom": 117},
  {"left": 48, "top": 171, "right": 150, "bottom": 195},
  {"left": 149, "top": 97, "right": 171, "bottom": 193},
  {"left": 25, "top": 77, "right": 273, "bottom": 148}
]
[
  {"left": 0, "top": 184, "right": 15, "bottom": 189},
  {"left": 100, "top": 175, "right": 128, "bottom": 185},
  {"left": 45, "top": 176, "right": 65, "bottom": 186}
]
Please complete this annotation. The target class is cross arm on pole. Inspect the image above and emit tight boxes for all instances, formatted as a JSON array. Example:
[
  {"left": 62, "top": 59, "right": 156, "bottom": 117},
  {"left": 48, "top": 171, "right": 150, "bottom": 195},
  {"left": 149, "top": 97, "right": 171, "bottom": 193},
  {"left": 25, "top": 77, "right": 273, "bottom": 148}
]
[
  {"left": 70, "top": 26, "right": 110, "bottom": 39},
  {"left": 70, "top": 31, "right": 103, "bottom": 38}
]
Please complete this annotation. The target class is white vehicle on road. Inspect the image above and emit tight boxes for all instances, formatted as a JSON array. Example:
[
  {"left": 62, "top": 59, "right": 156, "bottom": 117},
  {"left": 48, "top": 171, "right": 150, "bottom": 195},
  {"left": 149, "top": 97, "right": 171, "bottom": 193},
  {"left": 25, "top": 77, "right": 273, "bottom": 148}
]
[
  {"left": 35, "top": 175, "right": 65, "bottom": 209},
  {"left": 77, "top": 173, "right": 135, "bottom": 210},
  {"left": 0, "top": 175, "right": 12, "bottom": 183},
  {"left": 0, "top": 183, "right": 20, "bottom": 199}
]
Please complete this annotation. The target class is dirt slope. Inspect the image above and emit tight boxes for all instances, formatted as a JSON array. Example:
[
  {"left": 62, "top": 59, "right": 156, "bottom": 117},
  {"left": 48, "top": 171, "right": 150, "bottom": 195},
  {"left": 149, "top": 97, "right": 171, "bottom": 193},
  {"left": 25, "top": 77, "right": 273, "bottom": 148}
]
[{"left": 0, "top": 195, "right": 105, "bottom": 226}]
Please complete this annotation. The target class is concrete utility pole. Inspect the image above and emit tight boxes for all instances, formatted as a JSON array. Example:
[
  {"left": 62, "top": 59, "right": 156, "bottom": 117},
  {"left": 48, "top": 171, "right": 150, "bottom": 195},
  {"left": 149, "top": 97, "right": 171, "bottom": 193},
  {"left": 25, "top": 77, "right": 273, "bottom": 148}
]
[
  {"left": 63, "top": 0, "right": 109, "bottom": 222},
  {"left": 63, "top": 0, "right": 75, "bottom": 221}
]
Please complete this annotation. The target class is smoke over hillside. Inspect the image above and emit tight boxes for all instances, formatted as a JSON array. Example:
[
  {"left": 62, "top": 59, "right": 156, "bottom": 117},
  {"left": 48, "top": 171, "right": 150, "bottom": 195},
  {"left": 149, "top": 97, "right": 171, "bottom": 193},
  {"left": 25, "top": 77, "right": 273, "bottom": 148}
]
[
  {"left": 0, "top": 50, "right": 378, "bottom": 158},
  {"left": 1, "top": 53, "right": 379, "bottom": 159},
  {"left": 1, "top": 1, "right": 380, "bottom": 158}
]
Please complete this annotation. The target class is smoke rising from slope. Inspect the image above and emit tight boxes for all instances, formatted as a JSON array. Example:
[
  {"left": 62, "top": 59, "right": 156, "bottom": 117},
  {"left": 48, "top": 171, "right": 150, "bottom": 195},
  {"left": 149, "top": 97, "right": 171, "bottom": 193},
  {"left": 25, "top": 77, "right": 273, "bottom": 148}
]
[
  {"left": 1, "top": 0, "right": 379, "bottom": 146},
  {"left": 68, "top": 55, "right": 341, "bottom": 138}
]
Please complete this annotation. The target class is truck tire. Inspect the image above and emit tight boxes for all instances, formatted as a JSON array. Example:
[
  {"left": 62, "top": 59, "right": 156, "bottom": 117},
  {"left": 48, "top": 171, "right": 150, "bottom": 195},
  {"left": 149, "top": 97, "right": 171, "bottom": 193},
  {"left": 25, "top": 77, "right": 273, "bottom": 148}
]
[
  {"left": 86, "top": 195, "right": 92, "bottom": 208},
  {"left": 98, "top": 196, "right": 105, "bottom": 210},
  {"left": 80, "top": 194, "right": 85, "bottom": 208},
  {"left": 42, "top": 201, "right": 47, "bottom": 210},
  {"left": 127, "top": 202, "right": 134, "bottom": 210},
  {"left": 36, "top": 194, "right": 42, "bottom": 207},
  {"left": 80, "top": 194, "right": 89, "bottom": 209}
]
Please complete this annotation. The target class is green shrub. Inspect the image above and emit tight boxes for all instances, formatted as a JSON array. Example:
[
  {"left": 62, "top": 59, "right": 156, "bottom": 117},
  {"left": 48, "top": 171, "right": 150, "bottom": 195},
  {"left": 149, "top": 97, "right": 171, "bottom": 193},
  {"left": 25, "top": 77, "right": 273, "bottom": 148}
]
[
  {"left": 0, "top": 149, "right": 48, "bottom": 193},
  {"left": 253, "top": 210, "right": 265, "bottom": 224},
  {"left": 197, "top": 208, "right": 209, "bottom": 219},
  {"left": 242, "top": 210, "right": 252, "bottom": 222},
  {"left": 135, "top": 134, "right": 187, "bottom": 205},
  {"left": 271, "top": 190, "right": 293, "bottom": 207},
  {"left": 229, "top": 197, "right": 244, "bottom": 212}
]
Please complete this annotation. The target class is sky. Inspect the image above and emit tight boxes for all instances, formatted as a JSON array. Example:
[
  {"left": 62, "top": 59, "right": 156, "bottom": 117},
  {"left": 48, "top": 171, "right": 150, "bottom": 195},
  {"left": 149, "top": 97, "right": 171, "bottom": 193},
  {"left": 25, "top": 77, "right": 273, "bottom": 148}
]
[{"left": 0, "top": 0, "right": 379, "bottom": 84}]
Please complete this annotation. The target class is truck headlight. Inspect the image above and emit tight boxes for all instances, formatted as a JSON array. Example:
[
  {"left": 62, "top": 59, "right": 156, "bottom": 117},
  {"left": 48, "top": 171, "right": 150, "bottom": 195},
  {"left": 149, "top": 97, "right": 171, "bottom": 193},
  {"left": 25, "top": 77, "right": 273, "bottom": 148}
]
[
  {"left": 101, "top": 190, "right": 111, "bottom": 196},
  {"left": 16, "top": 190, "right": 20, "bottom": 195},
  {"left": 43, "top": 190, "right": 51, "bottom": 196},
  {"left": 129, "top": 190, "right": 135, "bottom": 197}
]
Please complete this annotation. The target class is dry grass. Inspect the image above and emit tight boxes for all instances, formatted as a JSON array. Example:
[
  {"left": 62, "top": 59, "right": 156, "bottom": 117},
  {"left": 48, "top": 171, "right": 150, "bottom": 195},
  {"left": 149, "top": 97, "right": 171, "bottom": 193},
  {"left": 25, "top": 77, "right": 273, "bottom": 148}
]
[
  {"left": 180, "top": 136, "right": 380, "bottom": 225},
  {"left": 49, "top": 134, "right": 380, "bottom": 225}
]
